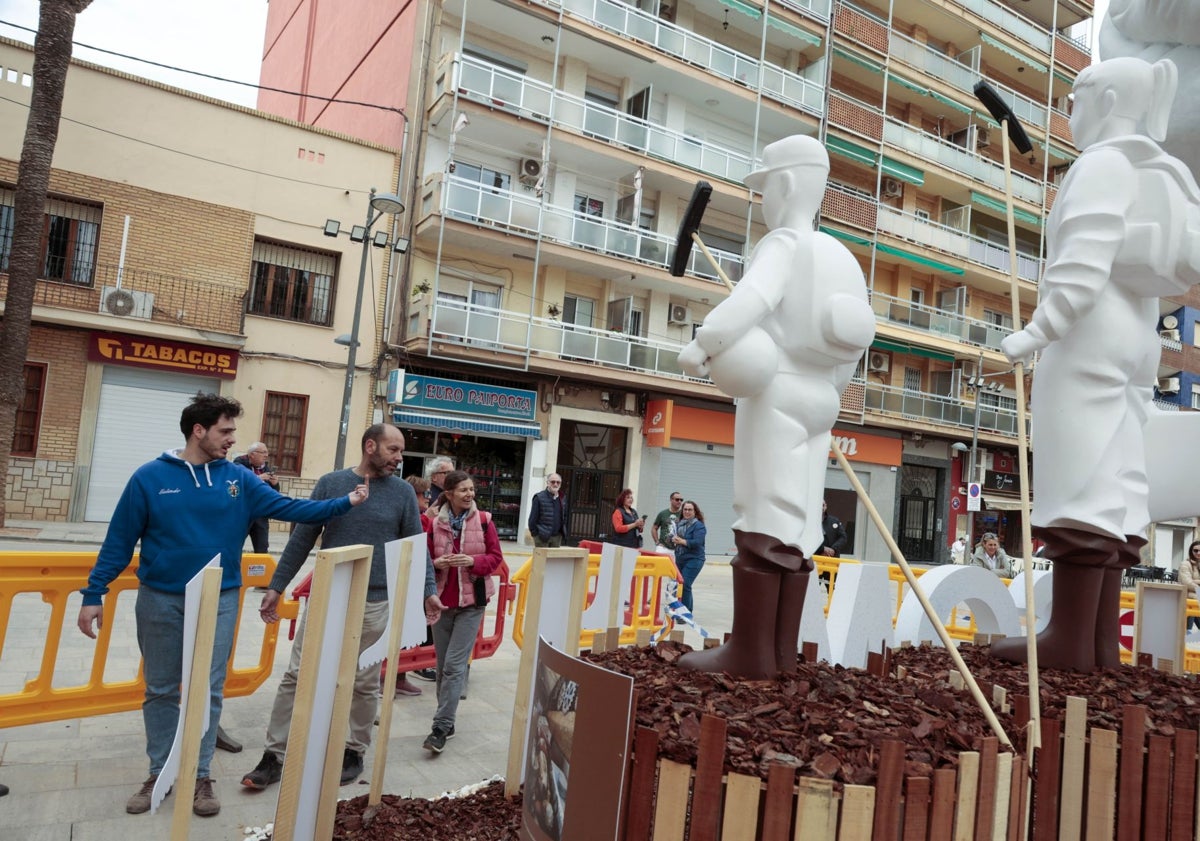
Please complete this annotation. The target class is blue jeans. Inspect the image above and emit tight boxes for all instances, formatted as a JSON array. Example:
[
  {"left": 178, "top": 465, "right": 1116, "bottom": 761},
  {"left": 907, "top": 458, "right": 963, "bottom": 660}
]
[
  {"left": 431, "top": 605, "right": 485, "bottom": 731},
  {"left": 136, "top": 585, "right": 239, "bottom": 779},
  {"left": 677, "top": 557, "right": 705, "bottom": 613}
]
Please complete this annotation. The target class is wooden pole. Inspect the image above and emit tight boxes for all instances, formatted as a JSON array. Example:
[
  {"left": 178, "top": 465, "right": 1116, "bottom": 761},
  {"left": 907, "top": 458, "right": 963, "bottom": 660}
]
[
  {"left": 169, "top": 565, "right": 222, "bottom": 840},
  {"left": 690, "top": 228, "right": 1010, "bottom": 749},
  {"left": 368, "top": 541, "right": 413, "bottom": 809},
  {"left": 1001, "top": 116, "right": 1042, "bottom": 757},
  {"left": 830, "top": 440, "right": 1011, "bottom": 749}
]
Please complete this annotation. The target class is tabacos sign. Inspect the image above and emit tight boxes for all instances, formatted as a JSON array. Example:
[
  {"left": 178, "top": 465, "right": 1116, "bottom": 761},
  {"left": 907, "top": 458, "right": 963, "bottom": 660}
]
[{"left": 89, "top": 332, "right": 238, "bottom": 378}]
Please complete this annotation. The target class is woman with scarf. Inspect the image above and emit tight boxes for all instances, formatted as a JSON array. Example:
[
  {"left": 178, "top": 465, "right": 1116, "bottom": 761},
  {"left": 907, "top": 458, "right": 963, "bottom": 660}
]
[
  {"left": 1180, "top": 540, "right": 1200, "bottom": 631},
  {"left": 422, "top": 470, "right": 504, "bottom": 754},
  {"left": 672, "top": 500, "right": 707, "bottom": 613}
]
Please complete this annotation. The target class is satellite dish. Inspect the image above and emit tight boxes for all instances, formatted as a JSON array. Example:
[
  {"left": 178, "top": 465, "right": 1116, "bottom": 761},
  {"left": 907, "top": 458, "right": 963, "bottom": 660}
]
[{"left": 1163, "top": 314, "right": 1179, "bottom": 330}]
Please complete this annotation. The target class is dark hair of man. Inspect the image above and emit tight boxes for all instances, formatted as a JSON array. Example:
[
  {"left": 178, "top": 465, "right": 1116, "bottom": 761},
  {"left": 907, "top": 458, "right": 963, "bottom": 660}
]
[
  {"left": 179, "top": 392, "right": 242, "bottom": 438},
  {"left": 360, "top": 422, "right": 400, "bottom": 452}
]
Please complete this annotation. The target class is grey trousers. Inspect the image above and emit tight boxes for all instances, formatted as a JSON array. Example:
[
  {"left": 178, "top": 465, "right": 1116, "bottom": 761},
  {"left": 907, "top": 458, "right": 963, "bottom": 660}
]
[
  {"left": 264, "top": 598, "right": 389, "bottom": 758},
  {"left": 431, "top": 605, "right": 485, "bottom": 731}
]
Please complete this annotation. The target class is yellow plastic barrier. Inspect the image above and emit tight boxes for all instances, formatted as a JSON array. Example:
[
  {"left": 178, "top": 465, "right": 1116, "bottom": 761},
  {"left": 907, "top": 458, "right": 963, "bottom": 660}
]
[
  {"left": 509, "top": 552, "right": 682, "bottom": 649},
  {"left": 0, "top": 551, "right": 282, "bottom": 729}
]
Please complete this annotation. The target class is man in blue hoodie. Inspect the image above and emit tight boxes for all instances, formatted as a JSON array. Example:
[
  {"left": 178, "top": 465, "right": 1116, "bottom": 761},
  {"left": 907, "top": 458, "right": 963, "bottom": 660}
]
[{"left": 76, "top": 393, "right": 368, "bottom": 818}]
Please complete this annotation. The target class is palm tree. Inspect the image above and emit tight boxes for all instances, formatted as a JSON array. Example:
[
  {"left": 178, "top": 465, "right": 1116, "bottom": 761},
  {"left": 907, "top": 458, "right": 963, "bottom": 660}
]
[{"left": 0, "top": 0, "right": 93, "bottom": 525}]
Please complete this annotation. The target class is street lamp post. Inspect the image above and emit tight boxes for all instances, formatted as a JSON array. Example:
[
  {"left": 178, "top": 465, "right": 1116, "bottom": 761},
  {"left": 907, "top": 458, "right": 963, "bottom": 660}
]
[{"left": 325, "top": 188, "right": 406, "bottom": 470}]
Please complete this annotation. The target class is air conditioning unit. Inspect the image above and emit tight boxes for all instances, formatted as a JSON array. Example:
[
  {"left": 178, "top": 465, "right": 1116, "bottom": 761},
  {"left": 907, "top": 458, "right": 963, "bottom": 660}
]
[
  {"left": 1163, "top": 314, "right": 1180, "bottom": 330},
  {"left": 1160, "top": 328, "right": 1182, "bottom": 341},
  {"left": 867, "top": 351, "right": 890, "bottom": 374},
  {"left": 668, "top": 304, "right": 692, "bottom": 325},
  {"left": 100, "top": 286, "right": 154, "bottom": 319},
  {"left": 1158, "top": 376, "right": 1181, "bottom": 394},
  {"left": 519, "top": 158, "right": 542, "bottom": 186},
  {"left": 882, "top": 177, "right": 903, "bottom": 198},
  {"left": 976, "top": 127, "right": 991, "bottom": 149}
]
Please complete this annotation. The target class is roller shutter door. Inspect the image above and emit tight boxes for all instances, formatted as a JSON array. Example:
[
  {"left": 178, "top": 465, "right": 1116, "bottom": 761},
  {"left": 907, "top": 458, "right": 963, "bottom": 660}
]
[
  {"left": 657, "top": 449, "right": 737, "bottom": 555},
  {"left": 85, "top": 367, "right": 219, "bottom": 521}
]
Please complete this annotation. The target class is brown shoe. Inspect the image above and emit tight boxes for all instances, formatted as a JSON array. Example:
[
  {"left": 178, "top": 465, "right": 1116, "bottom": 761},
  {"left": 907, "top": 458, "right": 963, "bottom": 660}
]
[
  {"left": 192, "top": 777, "right": 220, "bottom": 817},
  {"left": 126, "top": 775, "right": 169, "bottom": 814}
]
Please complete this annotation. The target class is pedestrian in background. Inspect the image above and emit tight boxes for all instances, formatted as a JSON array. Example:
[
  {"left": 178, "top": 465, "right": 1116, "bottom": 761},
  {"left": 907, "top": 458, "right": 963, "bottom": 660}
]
[
  {"left": 423, "top": 470, "right": 505, "bottom": 754},
  {"left": 971, "top": 533, "right": 1013, "bottom": 578},
  {"left": 1180, "top": 540, "right": 1200, "bottom": 631},
  {"left": 652, "top": 491, "right": 684, "bottom": 552},
  {"left": 234, "top": 442, "right": 279, "bottom": 553},
  {"left": 672, "top": 501, "right": 707, "bottom": 613},
  {"left": 610, "top": 488, "right": 644, "bottom": 549},
  {"left": 528, "top": 473, "right": 568, "bottom": 547}
]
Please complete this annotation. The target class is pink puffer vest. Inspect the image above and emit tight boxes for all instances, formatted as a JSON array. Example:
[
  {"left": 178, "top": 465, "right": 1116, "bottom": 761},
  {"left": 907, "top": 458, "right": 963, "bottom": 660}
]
[{"left": 431, "top": 505, "right": 498, "bottom": 608}]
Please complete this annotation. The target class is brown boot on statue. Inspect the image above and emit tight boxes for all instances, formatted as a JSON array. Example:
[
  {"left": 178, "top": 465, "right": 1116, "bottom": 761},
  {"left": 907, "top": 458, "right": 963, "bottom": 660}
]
[
  {"left": 1094, "top": 537, "right": 1147, "bottom": 669},
  {"left": 774, "top": 568, "right": 810, "bottom": 673},
  {"left": 678, "top": 531, "right": 792, "bottom": 679},
  {"left": 990, "top": 527, "right": 1119, "bottom": 672}
]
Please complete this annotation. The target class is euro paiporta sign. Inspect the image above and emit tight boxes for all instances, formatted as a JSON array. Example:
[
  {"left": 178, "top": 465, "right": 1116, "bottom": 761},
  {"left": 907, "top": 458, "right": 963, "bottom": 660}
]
[{"left": 967, "top": 482, "right": 982, "bottom": 511}]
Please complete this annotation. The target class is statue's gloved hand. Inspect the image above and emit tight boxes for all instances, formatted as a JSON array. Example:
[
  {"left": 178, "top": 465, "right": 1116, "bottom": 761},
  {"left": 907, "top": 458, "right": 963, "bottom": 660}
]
[{"left": 678, "top": 340, "right": 710, "bottom": 377}]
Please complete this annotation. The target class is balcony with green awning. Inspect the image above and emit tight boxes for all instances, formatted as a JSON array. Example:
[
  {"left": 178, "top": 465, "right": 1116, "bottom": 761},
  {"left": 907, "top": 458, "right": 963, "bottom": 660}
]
[
  {"left": 826, "top": 136, "right": 925, "bottom": 185},
  {"left": 969, "top": 191, "right": 1042, "bottom": 226}
]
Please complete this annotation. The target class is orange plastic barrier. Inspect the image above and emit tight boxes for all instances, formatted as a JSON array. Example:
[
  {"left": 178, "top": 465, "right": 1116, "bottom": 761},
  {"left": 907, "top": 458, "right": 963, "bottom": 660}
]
[
  {"left": 286, "top": 562, "right": 517, "bottom": 676},
  {"left": 0, "top": 551, "right": 281, "bottom": 729},
  {"left": 507, "top": 549, "right": 682, "bottom": 649}
]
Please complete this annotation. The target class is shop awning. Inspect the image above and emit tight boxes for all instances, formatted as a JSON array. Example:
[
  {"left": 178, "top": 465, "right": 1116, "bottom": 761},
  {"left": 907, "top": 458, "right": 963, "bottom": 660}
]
[
  {"left": 881, "top": 156, "right": 925, "bottom": 186},
  {"left": 826, "top": 135, "right": 876, "bottom": 166},
  {"left": 979, "top": 33, "right": 1047, "bottom": 74},
  {"left": 983, "top": 495, "right": 1025, "bottom": 510},
  {"left": 871, "top": 338, "right": 956, "bottom": 362},
  {"left": 392, "top": 409, "right": 542, "bottom": 438},
  {"left": 820, "top": 226, "right": 873, "bottom": 246},
  {"left": 875, "top": 242, "right": 965, "bottom": 274},
  {"left": 969, "top": 191, "right": 1042, "bottom": 226}
]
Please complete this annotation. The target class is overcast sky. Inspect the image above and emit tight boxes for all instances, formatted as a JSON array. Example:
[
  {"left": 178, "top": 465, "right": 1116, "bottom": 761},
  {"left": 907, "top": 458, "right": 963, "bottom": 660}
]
[
  {"left": 0, "top": 0, "right": 1105, "bottom": 111},
  {"left": 0, "top": 0, "right": 269, "bottom": 107}
]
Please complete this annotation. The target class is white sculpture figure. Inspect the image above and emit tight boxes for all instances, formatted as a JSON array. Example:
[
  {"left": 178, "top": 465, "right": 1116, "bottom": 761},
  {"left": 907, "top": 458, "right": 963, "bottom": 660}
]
[
  {"left": 675, "top": 135, "right": 875, "bottom": 679},
  {"left": 995, "top": 57, "right": 1200, "bottom": 672},
  {"left": 1101, "top": 0, "right": 1200, "bottom": 178}
]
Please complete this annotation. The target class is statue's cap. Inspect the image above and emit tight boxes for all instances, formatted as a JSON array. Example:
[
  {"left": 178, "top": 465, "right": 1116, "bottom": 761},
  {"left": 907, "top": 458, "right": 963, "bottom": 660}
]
[{"left": 745, "top": 135, "right": 828, "bottom": 192}]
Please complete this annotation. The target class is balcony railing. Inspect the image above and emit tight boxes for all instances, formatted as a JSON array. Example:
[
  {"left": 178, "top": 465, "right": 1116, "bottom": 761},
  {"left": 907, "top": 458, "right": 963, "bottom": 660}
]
[
  {"left": 870, "top": 291, "right": 1012, "bottom": 351},
  {"left": 427, "top": 297, "right": 694, "bottom": 380},
  {"left": 882, "top": 117, "right": 1044, "bottom": 205},
  {"left": 2, "top": 261, "right": 246, "bottom": 335},
  {"left": 454, "top": 54, "right": 756, "bottom": 185},
  {"left": 865, "top": 381, "right": 1020, "bottom": 436},
  {"left": 952, "top": 0, "right": 1050, "bottom": 53},
  {"left": 538, "top": 0, "right": 825, "bottom": 116},
  {"left": 888, "top": 32, "right": 1047, "bottom": 129},
  {"left": 441, "top": 175, "right": 745, "bottom": 283},
  {"left": 877, "top": 205, "right": 1043, "bottom": 282},
  {"left": 779, "top": 0, "right": 832, "bottom": 20}
]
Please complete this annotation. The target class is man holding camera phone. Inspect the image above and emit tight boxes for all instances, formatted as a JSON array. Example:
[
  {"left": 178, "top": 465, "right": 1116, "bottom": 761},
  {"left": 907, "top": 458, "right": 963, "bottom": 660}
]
[{"left": 235, "top": 443, "right": 279, "bottom": 553}]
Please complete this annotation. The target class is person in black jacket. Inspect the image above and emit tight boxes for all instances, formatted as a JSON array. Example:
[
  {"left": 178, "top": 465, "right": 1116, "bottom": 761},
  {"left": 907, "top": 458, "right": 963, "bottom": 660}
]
[
  {"left": 820, "top": 500, "right": 848, "bottom": 558},
  {"left": 528, "top": 473, "right": 569, "bottom": 547}
]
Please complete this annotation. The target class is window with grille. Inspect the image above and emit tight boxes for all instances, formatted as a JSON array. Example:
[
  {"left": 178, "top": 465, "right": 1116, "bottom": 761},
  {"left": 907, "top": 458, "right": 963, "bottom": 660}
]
[
  {"left": 261, "top": 391, "right": 308, "bottom": 475},
  {"left": 12, "top": 363, "right": 46, "bottom": 456},
  {"left": 0, "top": 186, "right": 100, "bottom": 285},
  {"left": 248, "top": 240, "right": 338, "bottom": 326}
]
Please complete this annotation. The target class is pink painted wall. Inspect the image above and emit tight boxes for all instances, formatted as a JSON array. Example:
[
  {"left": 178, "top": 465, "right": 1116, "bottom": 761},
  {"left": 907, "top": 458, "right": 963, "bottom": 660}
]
[{"left": 258, "top": 0, "right": 416, "bottom": 148}]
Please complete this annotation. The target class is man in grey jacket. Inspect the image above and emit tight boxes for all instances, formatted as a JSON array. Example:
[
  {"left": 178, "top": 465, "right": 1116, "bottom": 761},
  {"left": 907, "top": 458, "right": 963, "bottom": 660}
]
[{"left": 241, "top": 424, "right": 437, "bottom": 791}]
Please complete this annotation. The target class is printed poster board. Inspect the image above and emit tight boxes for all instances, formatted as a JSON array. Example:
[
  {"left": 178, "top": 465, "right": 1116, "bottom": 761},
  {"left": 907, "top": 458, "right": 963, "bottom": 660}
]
[{"left": 521, "top": 637, "right": 634, "bottom": 841}]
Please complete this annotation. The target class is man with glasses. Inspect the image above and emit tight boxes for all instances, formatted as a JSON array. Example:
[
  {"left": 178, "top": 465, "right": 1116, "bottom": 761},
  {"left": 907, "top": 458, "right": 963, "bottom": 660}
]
[
  {"left": 652, "top": 492, "right": 684, "bottom": 552},
  {"left": 528, "top": 473, "right": 569, "bottom": 548},
  {"left": 234, "top": 443, "right": 279, "bottom": 554},
  {"left": 426, "top": 457, "right": 455, "bottom": 504}
]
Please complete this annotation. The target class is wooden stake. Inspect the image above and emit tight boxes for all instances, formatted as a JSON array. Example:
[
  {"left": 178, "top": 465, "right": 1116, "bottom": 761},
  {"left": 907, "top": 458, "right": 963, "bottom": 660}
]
[
  {"left": 832, "top": 439, "right": 1011, "bottom": 749},
  {"left": 1000, "top": 116, "right": 1041, "bottom": 757},
  {"left": 367, "top": 541, "right": 412, "bottom": 812}
]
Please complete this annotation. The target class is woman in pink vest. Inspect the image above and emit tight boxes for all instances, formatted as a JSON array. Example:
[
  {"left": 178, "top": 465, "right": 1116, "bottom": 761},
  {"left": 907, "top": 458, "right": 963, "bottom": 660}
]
[{"left": 421, "top": 469, "right": 504, "bottom": 754}]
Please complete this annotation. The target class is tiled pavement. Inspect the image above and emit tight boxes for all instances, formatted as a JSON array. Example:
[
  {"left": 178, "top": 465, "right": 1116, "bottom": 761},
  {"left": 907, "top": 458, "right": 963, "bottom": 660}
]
[{"left": 0, "top": 521, "right": 733, "bottom": 839}]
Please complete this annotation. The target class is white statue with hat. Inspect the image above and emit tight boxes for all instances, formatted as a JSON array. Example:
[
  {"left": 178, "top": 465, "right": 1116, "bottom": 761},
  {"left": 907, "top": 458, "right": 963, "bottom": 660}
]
[{"left": 676, "top": 134, "right": 875, "bottom": 679}]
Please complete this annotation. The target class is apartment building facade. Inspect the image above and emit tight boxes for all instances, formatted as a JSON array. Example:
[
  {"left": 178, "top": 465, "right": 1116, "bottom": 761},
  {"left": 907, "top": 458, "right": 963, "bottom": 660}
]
[
  {"left": 0, "top": 38, "right": 401, "bottom": 522},
  {"left": 257, "top": 0, "right": 1195, "bottom": 563}
]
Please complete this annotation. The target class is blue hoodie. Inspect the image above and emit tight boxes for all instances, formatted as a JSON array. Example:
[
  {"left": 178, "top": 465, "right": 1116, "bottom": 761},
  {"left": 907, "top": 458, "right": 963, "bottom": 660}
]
[{"left": 81, "top": 450, "right": 353, "bottom": 605}]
